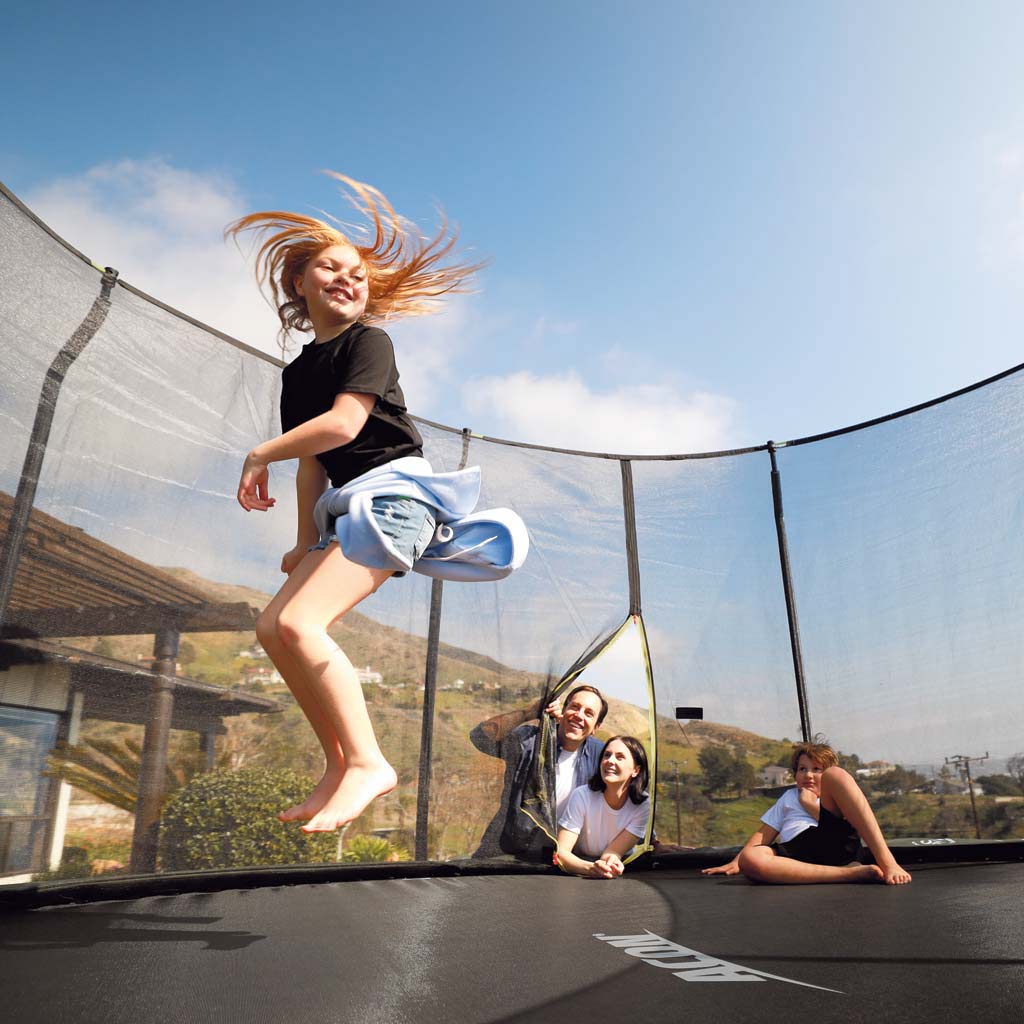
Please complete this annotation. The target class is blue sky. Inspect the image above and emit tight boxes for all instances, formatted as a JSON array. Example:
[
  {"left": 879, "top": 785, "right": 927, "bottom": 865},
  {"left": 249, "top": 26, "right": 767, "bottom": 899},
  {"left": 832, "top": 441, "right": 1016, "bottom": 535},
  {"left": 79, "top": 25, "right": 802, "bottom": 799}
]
[{"left": 4, "top": 0, "right": 1024, "bottom": 453}]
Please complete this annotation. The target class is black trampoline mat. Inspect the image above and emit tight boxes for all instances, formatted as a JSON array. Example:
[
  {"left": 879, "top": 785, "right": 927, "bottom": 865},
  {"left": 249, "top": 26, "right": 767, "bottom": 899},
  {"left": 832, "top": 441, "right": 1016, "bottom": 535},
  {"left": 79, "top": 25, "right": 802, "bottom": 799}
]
[{"left": 1, "top": 862, "right": 1022, "bottom": 1023}]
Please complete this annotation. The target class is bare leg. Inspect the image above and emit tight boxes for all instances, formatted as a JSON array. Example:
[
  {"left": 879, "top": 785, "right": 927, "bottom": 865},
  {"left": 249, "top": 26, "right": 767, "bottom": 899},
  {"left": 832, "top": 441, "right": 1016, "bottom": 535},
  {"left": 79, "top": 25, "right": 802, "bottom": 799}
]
[
  {"left": 257, "top": 581, "right": 345, "bottom": 822},
  {"left": 738, "top": 845, "right": 884, "bottom": 884},
  {"left": 819, "top": 767, "right": 911, "bottom": 885},
  {"left": 259, "top": 544, "right": 397, "bottom": 831}
]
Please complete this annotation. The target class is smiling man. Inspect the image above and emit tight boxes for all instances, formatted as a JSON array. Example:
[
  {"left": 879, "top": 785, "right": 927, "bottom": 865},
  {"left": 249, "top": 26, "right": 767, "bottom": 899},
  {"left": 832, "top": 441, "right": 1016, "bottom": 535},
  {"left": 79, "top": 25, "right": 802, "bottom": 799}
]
[{"left": 470, "top": 685, "right": 608, "bottom": 859}]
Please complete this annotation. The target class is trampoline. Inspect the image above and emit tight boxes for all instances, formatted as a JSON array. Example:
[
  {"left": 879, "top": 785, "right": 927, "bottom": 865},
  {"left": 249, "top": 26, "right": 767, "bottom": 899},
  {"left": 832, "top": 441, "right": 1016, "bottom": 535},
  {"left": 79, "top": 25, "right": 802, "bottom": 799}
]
[
  {"left": 2, "top": 178, "right": 1024, "bottom": 1023},
  {"left": 2, "top": 851, "right": 1023, "bottom": 1023}
]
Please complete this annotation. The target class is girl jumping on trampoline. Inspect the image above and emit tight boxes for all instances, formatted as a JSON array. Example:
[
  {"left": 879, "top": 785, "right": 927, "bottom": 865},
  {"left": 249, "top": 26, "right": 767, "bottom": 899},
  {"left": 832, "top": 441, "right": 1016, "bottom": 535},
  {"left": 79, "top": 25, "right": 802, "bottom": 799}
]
[
  {"left": 228, "top": 175, "right": 485, "bottom": 833},
  {"left": 702, "top": 741, "right": 912, "bottom": 885},
  {"left": 555, "top": 736, "right": 652, "bottom": 879}
]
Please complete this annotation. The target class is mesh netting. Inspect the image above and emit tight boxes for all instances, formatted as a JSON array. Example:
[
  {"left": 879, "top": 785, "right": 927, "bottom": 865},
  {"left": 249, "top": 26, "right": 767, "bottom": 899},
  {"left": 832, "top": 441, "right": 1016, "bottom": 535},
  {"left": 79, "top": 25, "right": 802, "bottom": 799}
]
[{"left": 2, "top": 181, "right": 1022, "bottom": 882}]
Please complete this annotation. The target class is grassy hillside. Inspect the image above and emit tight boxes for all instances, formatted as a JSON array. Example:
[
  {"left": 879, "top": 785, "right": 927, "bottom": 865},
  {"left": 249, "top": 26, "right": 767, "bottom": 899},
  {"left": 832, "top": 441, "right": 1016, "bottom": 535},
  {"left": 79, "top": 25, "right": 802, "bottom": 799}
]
[{"left": 65, "top": 566, "right": 1023, "bottom": 863}]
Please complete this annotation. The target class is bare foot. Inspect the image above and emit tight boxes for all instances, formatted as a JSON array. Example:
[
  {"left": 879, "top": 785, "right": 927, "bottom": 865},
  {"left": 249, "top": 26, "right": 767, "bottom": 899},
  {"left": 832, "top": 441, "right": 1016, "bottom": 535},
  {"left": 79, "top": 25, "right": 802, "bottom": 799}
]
[
  {"left": 849, "top": 863, "right": 886, "bottom": 883},
  {"left": 301, "top": 762, "right": 398, "bottom": 833},
  {"left": 881, "top": 862, "right": 912, "bottom": 885},
  {"left": 278, "top": 767, "right": 344, "bottom": 823}
]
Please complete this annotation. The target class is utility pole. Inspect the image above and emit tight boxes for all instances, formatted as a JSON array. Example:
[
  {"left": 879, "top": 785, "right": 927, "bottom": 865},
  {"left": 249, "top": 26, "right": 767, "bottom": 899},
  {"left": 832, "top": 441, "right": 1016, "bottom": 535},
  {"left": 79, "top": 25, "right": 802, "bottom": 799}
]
[
  {"left": 945, "top": 752, "right": 988, "bottom": 839},
  {"left": 671, "top": 762, "right": 681, "bottom": 844}
]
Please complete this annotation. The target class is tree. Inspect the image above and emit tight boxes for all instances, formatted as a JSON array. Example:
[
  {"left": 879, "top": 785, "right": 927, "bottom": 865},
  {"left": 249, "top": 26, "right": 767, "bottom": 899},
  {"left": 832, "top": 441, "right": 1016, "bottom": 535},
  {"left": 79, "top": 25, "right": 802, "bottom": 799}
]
[
  {"left": 873, "top": 766, "right": 928, "bottom": 796},
  {"left": 45, "top": 737, "right": 199, "bottom": 813},
  {"left": 728, "top": 758, "right": 758, "bottom": 798},
  {"left": 1007, "top": 753, "right": 1024, "bottom": 791},
  {"left": 698, "top": 747, "right": 735, "bottom": 797},
  {"left": 976, "top": 774, "right": 1023, "bottom": 797}
]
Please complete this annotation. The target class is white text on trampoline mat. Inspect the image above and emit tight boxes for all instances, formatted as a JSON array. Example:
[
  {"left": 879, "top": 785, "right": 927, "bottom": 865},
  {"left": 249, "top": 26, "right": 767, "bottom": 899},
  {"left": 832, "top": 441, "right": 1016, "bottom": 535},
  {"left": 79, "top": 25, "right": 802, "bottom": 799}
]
[{"left": 593, "top": 931, "right": 842, "bottom": 993}]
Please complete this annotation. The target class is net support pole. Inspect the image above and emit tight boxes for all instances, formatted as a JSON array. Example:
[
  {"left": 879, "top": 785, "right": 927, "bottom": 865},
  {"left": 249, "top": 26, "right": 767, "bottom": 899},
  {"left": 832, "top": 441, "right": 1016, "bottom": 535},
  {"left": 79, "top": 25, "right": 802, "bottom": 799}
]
[
  {"left": 129, "top": 628, "right": 179, "bottom": 873},
  {"left": 767, "top": 441, "right": 812, "bottom": 742},
  {"left": 620, "top": 460, "right": 642, "bottom": 616},
  {"left": 414, "top": 428, "right": 472, "bottom": 860},
  {"left": 0, "top": 267, "right": 119, "bottom": 632},
  {"left": 414, "top": 580, "right": 444, "bottom": 860}
]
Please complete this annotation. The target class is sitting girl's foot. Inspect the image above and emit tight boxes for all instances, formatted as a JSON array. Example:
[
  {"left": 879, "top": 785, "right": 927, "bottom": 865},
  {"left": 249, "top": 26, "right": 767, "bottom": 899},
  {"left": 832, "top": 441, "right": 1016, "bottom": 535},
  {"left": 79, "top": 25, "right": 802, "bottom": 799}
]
[
  {"left": 852, "top": 863, "right": 886, "bottom": 883},
  {"left": 301, "top": 761, "right": 398, "bottom": 833},
  {"left": 278, "top": 767, "right": 344, "bottom": 822}
]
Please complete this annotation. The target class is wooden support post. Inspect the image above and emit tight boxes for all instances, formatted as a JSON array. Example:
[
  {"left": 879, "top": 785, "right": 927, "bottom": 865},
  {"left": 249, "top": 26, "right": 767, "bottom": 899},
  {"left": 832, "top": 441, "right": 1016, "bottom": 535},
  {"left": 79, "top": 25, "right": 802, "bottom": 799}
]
[{"left": 129, "top": 629, "right": 178, "bottom": 873}]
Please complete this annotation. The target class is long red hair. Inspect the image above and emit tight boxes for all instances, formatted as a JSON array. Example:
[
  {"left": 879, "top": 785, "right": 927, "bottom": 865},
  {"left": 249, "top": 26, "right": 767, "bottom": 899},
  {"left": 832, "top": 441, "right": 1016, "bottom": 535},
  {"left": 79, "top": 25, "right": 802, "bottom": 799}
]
[{"left": 226, "top": 173, "right": 484, "bottom": 344}]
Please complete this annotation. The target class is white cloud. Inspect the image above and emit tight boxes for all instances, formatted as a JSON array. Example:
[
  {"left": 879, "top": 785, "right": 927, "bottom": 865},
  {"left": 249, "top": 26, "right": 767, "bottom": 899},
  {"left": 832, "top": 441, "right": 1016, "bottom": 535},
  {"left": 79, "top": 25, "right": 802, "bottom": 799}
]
[
  {"left": 26, "top": 159, "right": 282, "bottom": 356},
  {"left": 462, "top": 369, "right": 735, "bottom": 455},
  {"left": 387, "top": 296, "right": 475, "bottom": 415},
  {"left": 24, "top": 159, "right": 480, "bottom": 403}
]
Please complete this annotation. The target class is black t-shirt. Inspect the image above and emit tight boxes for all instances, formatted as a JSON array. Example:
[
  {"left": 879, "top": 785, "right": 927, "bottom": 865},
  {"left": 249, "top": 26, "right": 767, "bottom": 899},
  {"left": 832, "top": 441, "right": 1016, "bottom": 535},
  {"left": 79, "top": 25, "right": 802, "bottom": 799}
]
[{"left": 280, "top": 323, "right": 424, "bottom": 487}]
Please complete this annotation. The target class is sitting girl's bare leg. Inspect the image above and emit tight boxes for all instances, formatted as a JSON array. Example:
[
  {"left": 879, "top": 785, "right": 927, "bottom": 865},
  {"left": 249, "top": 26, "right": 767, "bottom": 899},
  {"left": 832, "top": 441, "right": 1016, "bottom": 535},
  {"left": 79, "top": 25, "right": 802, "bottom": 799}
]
[
  {"left": 257, "top": 580, "right": 346, "bottom": 821},
  {"left": 261, "top": 543, "right": 397, "bottom": 832},
  {"left": 818, "top": 766, "right": 911, "bottom": 885},
  {"left": 738, "top": 846, "right": 883, "bottom": 884}
]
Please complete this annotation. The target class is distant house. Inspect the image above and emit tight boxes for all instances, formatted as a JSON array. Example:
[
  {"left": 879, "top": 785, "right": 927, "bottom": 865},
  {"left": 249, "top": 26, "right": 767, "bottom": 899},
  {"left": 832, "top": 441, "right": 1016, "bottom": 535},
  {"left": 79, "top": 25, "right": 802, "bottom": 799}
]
[
  {"left": 237, "top": 644, "right": 269, "bottom": 660},
  {"left": 357, "top": 665, "right": 383, "bottom": 686},
  {"left": 759, "top": 765, "right": 791, "bottom": 787},
  {"left": 855, "top": 761, "right": 894, "bottom": 779},
  {"left": 933, "top": 778, "right": 982, "bottom": 797}
]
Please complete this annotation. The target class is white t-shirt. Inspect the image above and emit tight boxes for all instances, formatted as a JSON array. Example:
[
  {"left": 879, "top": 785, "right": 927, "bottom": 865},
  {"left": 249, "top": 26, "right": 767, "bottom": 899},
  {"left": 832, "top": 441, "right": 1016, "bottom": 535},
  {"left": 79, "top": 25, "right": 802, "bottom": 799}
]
[
  {"left": 554, "top": 747, "right": 580, "bottom": 821},
  {"left": 761, "top": 787, "right": 818, "bottom": 843},
  {"left": 558, "top": 785, "right": 650, "bottom": 859}
]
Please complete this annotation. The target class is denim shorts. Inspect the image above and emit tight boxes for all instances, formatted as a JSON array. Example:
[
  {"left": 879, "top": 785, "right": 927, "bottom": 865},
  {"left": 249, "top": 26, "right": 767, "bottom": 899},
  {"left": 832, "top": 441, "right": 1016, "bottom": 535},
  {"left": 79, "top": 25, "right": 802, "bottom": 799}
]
[{"left": 310, "top": 494, "right": 436, "bottom": 576}]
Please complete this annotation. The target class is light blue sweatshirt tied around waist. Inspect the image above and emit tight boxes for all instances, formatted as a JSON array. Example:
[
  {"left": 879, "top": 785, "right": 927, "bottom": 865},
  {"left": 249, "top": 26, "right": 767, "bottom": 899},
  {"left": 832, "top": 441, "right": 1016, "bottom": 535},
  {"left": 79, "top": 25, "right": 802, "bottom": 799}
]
[{"left": 312, "top": 456, "right": 529, "bottom": 582}]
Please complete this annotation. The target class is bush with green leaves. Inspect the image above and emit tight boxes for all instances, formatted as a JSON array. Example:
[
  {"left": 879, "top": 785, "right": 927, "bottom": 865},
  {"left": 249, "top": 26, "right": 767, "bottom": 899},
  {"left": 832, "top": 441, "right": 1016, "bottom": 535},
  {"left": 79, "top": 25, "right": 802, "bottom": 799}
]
[
  {"left": 342, "top": 834, "right": 410, "bottom": 863},
  {"left": 159, "top": 767, "right": 337, "bottom": 870}
]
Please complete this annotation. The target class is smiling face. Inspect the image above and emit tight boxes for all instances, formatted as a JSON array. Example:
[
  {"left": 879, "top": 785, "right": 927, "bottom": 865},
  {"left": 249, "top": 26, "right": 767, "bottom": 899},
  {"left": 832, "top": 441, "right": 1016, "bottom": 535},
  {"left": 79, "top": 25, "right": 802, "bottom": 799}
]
[
  {"left": 557, "top": 689, "right": 604, "bottom": 751},
  {"left": 600, "top": 738, "right": 640, "bottom": 787},
  {"left": 294, "top": 243, "right": 369, "bottom": 339},
  {"left": 795, "top": 754, "right": 826, "bottom": 794}
]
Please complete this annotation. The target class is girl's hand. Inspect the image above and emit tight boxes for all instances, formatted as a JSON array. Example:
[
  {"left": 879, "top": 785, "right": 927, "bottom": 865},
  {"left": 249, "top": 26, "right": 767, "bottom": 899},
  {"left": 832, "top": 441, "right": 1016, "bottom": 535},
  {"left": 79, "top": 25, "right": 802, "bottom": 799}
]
[
  {"left": 238, "top": 453, "right": 275, "bottom": 511},
  {"left": 702, "top": 858, "right": 741, "bottom": 876},
  {"left": 587, "top": 858, "right": 618, "bottom": 879},
  {"left": 280, "top": 545, "right": 307, "bottom": 575},
  {"left": 597, "top": 852, "right": 624, "bottom": 877}
]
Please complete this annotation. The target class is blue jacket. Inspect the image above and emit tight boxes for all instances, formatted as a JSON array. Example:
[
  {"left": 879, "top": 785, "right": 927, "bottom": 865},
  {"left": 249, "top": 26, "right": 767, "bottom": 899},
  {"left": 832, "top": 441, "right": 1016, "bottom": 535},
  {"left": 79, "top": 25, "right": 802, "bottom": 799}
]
[{"left": 312, "top": 456, "right": 528, "bottom": 581}]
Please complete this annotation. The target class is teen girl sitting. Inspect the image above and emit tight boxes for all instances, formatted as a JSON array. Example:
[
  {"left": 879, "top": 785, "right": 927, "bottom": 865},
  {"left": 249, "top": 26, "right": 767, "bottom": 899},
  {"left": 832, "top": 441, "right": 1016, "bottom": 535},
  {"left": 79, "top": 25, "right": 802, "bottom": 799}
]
[
  {"left": 703, "top": 741, "right": 912, "bottom": 885},
  {"left": 555, "top": 736, "right": 651, "bottom": 879}
]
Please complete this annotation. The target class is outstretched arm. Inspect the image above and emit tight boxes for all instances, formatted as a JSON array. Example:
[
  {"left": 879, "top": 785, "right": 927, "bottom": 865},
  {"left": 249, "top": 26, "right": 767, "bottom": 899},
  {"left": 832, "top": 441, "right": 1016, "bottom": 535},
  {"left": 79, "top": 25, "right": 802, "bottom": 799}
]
[
  {"left": 469, "top": 698, "right": 559, "bottom": 756},
  {"left": 702, "top": 824, "right": 778, "bottom": 876}
]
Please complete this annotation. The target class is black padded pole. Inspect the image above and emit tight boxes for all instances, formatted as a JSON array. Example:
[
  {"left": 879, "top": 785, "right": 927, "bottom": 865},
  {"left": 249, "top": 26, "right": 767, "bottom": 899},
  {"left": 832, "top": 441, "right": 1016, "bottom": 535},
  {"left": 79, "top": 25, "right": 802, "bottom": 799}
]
[
  {"left": 414, "top": 579, "right": 444, "bottom": 860},
  {"left": 620, "top": 460, "right": 642, "bottom": 616},
  {"left": 0, "top": 267, "right": 119, "bottom": 632},
  {"left": 414, "top": 428, "right": 472, "bottom": 860},
  {"left": 767, "top": 442, "right": 812, "bottom": 742}
]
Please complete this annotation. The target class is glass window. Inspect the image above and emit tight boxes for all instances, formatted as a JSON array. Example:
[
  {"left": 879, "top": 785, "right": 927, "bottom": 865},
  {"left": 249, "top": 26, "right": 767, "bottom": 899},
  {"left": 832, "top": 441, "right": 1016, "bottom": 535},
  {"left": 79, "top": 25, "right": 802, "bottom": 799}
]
[{"left": 0, "top": 705, "right": 59, "bottom": 874}]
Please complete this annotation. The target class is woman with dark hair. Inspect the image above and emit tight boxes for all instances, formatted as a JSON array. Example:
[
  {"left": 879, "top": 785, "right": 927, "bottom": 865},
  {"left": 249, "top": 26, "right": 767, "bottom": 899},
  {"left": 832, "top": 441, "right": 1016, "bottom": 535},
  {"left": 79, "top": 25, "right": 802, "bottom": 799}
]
[{"left": 555, "top": 735, "right": 651, "bottom": 879}]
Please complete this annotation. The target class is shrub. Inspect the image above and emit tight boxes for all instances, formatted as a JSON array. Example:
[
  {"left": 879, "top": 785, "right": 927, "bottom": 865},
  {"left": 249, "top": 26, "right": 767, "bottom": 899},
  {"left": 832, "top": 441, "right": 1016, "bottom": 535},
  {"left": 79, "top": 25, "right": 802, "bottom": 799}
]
[
  {"left": 159, "top": 768, "right": 337, "bottom": 871},
  {"left": 342, "top": 834, "right": 411, "bottom": 863}
]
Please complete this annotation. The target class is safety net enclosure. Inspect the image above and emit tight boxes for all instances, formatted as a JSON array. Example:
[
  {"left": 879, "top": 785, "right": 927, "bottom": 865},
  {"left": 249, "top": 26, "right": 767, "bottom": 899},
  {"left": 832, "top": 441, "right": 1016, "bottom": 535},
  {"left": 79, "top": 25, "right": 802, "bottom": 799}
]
[{"left": 1, "top": 178, "right": 1023, "bottom": 888}]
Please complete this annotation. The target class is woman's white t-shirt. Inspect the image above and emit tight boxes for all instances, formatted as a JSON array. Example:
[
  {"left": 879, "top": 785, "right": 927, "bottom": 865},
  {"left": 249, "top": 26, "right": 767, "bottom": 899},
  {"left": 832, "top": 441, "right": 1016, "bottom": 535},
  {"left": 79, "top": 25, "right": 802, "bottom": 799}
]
[
  {"left": 760, "top": 787, "right": 818, "bottom": 843},
  {"left": 559, "top": 785, "right": 650, "bottom": 858}
]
